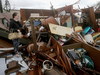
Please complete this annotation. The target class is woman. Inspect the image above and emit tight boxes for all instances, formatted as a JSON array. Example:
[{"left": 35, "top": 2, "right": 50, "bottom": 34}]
[{"left": 9, "top": 12, "right": 22, "bottom": 57}]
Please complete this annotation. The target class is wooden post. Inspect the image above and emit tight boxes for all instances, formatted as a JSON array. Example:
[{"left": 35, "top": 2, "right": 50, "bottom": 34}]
[
  {"left": 20, "top": 9, "right": 26, "bottom": 25},
  {"left": 82, "top": 7, "right": 97, "bottom": 31},
  {"left": 70, "top": 5, "right": 75, "bottom": 31},
  {"left": 89, "top": 7, "right": 97, "bottom": 32},
  {"left": 30, "top": 17, "right": 38, "bottom": 52}
]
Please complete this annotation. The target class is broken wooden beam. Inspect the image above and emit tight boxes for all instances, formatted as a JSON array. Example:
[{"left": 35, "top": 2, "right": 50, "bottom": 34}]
[{"left": 0, "top": 45, "right": 27, "bottom": 56}]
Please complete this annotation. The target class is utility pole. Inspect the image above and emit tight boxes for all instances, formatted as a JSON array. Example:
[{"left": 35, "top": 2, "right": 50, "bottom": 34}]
[{"left": 0, "top": 0, "right": 3, "bottom": 13}]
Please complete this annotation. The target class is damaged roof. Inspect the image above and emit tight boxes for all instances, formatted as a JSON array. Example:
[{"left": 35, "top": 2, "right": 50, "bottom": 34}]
[
  {"left": 0, "top": 22, "right": 9, "bottom": 31},
  {"left": 0, "top": 13, "right": 5, "bottom": 19},
  {"left": 0, "top": 12, "right": 12, "bottom": 22}
]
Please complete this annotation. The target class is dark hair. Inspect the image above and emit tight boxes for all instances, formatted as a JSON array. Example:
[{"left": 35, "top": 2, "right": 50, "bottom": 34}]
[{"left": 12, "top": 12, "right": 18, "bottom": 18}]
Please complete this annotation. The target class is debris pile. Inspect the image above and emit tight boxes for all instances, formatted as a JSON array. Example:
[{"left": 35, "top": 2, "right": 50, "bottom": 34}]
[{"left": 0, "top": 1, "right": 100, "bottom": 75}]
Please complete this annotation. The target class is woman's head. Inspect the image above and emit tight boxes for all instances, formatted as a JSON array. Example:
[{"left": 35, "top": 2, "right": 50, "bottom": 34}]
[{"left": 12, "top": 12, "right": 19, "bottom": 20}]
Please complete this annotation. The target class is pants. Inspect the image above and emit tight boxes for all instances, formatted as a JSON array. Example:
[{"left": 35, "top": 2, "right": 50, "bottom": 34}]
[{"left": 12, "top": 38, "right": 20, "bottom": 54}]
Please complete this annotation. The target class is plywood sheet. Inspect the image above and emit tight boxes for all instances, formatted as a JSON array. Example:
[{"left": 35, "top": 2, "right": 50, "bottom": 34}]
[{"left": 49, "top": 23, "right": 72, "bottom": 36}]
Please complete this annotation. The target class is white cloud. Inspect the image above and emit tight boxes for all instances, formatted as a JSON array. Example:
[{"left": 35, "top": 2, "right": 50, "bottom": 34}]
[{"left": 2, "top": 0, "right": 100, "bottom": 10}]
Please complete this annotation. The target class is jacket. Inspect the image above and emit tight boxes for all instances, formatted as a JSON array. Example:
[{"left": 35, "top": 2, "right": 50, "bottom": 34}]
[{"left": 9, "top": 19, "right": 22, "bottom": 32}]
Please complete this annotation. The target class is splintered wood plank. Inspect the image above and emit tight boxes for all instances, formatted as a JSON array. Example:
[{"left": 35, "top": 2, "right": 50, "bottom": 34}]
[{"left": 49, "top": 23, "right": 72, "bottom": 36}]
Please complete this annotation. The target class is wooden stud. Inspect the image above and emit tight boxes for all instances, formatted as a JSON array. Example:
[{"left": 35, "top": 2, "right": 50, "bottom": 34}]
[
  {"left": 30, "top": 17, "right": 38, "bottom": 52},
  {"left": 70, "top": 5, "right": 75, "bottom": 31},
  {"left": 88, "top": 7, "right": 97, "bottom": 31}
]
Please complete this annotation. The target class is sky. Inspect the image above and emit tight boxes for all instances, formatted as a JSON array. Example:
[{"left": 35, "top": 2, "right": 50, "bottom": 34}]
[{"left": 1, "top": 0, "right": 100, "bottom": 10}]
